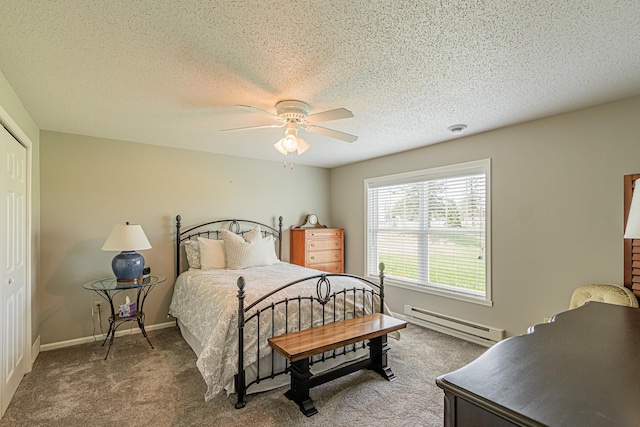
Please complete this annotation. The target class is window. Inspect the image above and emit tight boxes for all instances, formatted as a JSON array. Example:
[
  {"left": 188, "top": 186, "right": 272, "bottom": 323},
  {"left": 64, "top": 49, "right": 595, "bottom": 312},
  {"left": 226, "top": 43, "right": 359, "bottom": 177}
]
[{"left": 365, "top": 159, "right": 491, "bottom": 305}]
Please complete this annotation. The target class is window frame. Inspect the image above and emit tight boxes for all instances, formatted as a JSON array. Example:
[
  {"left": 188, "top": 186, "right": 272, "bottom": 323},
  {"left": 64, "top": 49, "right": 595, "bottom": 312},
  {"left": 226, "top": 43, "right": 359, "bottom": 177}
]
[{"left": 364, "top": 159, "right": 492, "bottom": 306}]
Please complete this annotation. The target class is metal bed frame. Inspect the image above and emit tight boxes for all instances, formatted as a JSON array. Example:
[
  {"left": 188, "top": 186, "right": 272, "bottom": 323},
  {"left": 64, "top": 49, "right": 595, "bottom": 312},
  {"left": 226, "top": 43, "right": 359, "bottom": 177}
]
[
  {"left": 175, "top": 214, "right": 284, "bottom": 273},
  {"left": 174, "top": 215, "right": 386, "bottom": 409}
]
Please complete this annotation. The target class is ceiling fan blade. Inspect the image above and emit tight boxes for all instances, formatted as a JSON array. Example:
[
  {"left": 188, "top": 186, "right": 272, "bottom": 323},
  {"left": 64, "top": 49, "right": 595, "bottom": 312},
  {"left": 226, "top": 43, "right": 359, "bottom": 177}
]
[
  {"left": 304, "top": 108, "right": 354, "bottom": 124},
  {"left": 303, "top": 125, "right": 358, "bottom": 143},
  {"left": 236, "top": 104, "right": 281, "bottom": 120},
  {"left": 220, "top": 123, "right": 284, "bottom": 132}
]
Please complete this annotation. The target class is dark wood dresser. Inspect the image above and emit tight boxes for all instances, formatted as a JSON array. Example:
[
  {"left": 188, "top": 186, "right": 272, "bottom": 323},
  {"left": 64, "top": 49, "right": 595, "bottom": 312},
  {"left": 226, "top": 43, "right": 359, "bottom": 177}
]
[
  {"left": 436, "top": 302, "right": 640, "bottom": 427},
  {"left": 290, "top": 228, "right": 344, "bottom": 273}
]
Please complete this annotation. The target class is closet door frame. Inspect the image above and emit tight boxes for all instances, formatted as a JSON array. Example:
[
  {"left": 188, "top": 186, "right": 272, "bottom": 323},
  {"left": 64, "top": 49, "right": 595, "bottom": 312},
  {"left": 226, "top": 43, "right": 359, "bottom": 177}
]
[{"left": 0, "top": 105, "right": 34, "bottom": 417}]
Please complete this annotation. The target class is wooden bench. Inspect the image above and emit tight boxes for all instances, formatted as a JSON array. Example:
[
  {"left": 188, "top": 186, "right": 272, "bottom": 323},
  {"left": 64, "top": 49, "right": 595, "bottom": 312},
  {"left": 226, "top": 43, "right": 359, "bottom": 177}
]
[{"left": 268, "top": 312, "right": 407, "bottom": 416}]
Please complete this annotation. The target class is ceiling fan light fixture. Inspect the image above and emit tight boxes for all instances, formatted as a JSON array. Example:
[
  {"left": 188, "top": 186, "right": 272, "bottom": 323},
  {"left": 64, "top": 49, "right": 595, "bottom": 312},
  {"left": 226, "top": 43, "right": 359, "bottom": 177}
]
[
  {"left": 273, "top": 139, "right": 288, "bottom": 155},
  {"left": 282, "top": 134, "right": 298, "bottom": 152},
  {"left": 273, "top": 121, "right": 302, "bottom": 155},
  {"left": 296, "top": 137, "right": 310, "bottom": 155},
  {"left": 232, "top": 100, "right": 357, "bottom": 162}
]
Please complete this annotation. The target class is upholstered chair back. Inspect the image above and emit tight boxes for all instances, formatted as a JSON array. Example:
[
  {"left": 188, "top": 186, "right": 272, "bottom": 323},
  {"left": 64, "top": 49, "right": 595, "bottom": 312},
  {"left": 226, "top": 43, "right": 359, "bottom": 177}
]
[{"left": 569, "top": 284, "right": 639, "bottom": 310}]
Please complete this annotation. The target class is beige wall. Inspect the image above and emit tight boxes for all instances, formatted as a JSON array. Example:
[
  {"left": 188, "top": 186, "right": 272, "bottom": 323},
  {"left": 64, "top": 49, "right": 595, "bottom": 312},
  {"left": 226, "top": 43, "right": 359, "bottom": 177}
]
[
  {"left": 330, "top": 96, "right": 640, "bottom": 337},
  {"left": 39, "top": 131, "right": 331, "bottom": 344},
  {"left": 0, "top": 70, "right": 40, "bottom": 347},
  {"left": 23, "top": 93, "right": 640, "bottom": 344}
]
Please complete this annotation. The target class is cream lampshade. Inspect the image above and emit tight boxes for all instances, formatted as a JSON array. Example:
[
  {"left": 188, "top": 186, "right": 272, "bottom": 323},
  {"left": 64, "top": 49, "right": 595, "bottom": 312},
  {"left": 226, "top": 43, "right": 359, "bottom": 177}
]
[
  {"left": 101, "top": 222, "right": 151, "bottom": 282},
  {"left": 273, "top": 122, "right": 311, "bottom": 156},
  {"left": 625, "top": 186, "right": 640, "bottom": 239}
]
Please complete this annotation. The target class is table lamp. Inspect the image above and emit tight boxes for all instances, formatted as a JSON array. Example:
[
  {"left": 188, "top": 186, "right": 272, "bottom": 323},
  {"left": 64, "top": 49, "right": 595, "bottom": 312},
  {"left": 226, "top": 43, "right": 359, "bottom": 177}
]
[
  {"left": 625, "top": 185, "right": 640, "bottom": 239},
  {"left": 102, "top": 222, "right": 152, "bottom": 282}
]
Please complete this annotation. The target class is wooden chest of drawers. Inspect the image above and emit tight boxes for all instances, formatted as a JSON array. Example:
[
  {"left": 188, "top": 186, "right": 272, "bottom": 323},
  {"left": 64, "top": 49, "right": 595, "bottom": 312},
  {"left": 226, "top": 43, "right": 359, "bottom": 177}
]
[{"left": 290, "top": 228, "right": 344, "bottom": 273}]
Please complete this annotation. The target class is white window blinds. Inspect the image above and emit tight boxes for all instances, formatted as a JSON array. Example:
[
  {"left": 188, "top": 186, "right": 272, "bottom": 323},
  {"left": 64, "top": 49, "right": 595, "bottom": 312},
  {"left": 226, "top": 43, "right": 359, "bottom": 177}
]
[{"left": 365, "top": 159, "right": 491, "bottom": 302}]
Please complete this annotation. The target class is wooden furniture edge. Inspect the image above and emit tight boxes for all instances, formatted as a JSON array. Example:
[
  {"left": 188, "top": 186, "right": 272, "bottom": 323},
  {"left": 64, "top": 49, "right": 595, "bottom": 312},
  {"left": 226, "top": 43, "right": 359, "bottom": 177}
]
[
  {"left": 436, "top": 377, "right": 543, "bottom": 427},
  {"left": 269, "top": 311, "right": 405, "bottom": 417},
  {"left": 268, "top": 313, "right": 407, "bottom": 362},
  {"left": 624, "top": 174, "right": 640, "bottom": 294}
]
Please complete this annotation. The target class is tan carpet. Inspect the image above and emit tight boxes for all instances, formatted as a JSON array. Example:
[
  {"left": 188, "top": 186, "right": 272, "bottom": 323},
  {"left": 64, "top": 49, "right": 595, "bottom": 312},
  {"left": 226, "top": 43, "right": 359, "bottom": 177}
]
[{"left": 0, "top": 323, "right": 485, "bottom": 427}]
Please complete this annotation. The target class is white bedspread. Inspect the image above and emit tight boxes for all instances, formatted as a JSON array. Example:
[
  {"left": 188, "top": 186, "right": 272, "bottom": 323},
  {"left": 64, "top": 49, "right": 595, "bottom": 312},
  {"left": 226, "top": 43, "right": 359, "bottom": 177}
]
[{"left": 169, "top": 262, "right": 388, "bottom": 401}]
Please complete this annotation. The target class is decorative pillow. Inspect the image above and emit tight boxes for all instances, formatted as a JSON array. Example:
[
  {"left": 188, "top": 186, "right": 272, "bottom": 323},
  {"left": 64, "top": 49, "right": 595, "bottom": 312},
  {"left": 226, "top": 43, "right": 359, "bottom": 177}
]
[
  {"left": 222, "top": 226, "right": 276, "bottom": 269},
  {"left": 261, "top": 235, "right": 279, "bottom": 264},
  {"left": 183, "top": 240, "right": 201, "bottom": 269},
  {"left": 198, "top": 237, "right": 226, "bottom": 270}
]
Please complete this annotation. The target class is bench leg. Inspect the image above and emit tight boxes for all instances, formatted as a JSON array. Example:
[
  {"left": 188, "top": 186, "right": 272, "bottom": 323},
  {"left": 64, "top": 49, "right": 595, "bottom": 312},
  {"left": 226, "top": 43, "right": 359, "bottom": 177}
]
[
  {"left": 284, "top": 359, "right": 318, "bottom": 417},
  {"left": 370, "top": 334, "right": 397, "bottom": 381}
]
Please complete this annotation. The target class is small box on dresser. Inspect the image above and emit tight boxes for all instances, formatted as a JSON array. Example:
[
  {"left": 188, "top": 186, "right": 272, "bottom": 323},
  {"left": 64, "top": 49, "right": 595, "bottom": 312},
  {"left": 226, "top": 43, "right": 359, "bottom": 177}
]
[{"left": 290, "top": 228, "right": 344, "bottom": 273}]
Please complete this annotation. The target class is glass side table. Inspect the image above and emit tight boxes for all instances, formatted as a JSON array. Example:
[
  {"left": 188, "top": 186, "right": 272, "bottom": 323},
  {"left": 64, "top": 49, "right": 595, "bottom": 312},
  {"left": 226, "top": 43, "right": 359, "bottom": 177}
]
[{"left": 83, "top": 275, "right": 166, "bottom": 359}]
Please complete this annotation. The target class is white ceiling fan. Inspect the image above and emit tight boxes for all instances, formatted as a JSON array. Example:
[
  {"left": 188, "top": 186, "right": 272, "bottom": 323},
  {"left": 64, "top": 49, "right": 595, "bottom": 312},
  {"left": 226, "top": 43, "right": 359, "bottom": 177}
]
[{"left": 221, "top": 100, "right": 358, "bottom": 158}]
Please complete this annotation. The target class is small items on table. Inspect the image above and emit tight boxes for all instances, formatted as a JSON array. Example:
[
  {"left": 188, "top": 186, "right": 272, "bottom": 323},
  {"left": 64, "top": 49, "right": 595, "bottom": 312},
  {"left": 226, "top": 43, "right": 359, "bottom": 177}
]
[{"left": 82, "top": 275, "right": 166, "bottom": 359}]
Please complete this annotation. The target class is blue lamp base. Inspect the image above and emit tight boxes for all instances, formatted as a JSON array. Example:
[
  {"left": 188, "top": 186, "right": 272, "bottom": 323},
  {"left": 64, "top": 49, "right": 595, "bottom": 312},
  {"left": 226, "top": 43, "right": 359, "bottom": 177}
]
[{"left": 112, "top": 251, "right": 145, "bottom": 282}]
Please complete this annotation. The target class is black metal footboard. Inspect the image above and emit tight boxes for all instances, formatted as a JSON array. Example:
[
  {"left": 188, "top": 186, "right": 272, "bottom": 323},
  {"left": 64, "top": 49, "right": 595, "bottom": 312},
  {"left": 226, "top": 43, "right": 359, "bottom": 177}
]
[{"left": 234, "top": 263, "right": 387, "bottom": 409}]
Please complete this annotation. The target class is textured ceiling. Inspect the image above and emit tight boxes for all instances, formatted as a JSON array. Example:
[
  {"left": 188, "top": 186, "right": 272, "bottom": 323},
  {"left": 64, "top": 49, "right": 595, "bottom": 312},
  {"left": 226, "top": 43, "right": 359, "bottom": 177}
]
[{"left": 1, "top": 0, "right": 639, "bottom": 168}]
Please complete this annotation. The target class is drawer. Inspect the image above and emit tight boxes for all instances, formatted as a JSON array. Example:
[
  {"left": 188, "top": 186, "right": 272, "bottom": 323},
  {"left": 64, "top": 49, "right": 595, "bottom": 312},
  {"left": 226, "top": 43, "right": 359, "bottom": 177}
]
[
  {"left": 310, "top": 262, "right": 343, "bottom": 274},
  {"left": 306, "top": 229, "right": 343, "bottom": 239},
  {"left": 307, "top": 238, "right": 341, "bottom": 251},
  {"left": 307, "top": 250, "right": 342, "bottom": 265}
]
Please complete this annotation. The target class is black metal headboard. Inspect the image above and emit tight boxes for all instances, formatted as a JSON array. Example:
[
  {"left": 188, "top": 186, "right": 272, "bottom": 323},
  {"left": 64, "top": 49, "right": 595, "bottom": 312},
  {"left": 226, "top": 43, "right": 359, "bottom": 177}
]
[{"left": 175, "top": 215, "right": 283, "bottom": 278}]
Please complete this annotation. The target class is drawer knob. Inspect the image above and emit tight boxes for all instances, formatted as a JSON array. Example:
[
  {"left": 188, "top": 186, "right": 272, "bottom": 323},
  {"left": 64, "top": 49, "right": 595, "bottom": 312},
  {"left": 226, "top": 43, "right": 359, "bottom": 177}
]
[
  {"left": 311, "top": 243, "right": 315, "bottom": 247},
  {"left": 310, "top": 256, "right": 315, "bottom": 260},
  {"left": 335, "top": 254, "right": 339, "bottom": 258}
]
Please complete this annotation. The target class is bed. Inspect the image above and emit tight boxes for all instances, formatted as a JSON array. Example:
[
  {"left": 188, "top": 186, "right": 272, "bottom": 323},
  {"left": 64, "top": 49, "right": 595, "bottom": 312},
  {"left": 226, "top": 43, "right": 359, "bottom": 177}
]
[{"left": 168, "top": 215, "right": 397, "bottom": 407}]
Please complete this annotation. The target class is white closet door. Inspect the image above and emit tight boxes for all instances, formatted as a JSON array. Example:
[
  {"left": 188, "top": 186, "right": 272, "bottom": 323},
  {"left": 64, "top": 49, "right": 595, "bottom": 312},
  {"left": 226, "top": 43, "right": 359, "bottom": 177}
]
[{"left": 0, "top": 125, "right": 26, "bottom": 416}]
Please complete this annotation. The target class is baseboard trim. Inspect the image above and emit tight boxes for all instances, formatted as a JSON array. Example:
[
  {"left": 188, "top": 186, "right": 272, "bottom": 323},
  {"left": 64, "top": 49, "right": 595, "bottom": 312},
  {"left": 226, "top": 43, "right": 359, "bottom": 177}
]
[
  {"left": 404, "top": 315, "right": 495, "bottom": 347},
  {"left": 393, "top": 309, "right": 496, "bottom": 347},
  {"left": 391, "top": 311, "right": 406, "bottom": 321},
  {"left": 30, "top": 335, "right": 40, "bottom": 370},
  {"left": 40, "top": 321, "right": 176, "bottom": 352}
]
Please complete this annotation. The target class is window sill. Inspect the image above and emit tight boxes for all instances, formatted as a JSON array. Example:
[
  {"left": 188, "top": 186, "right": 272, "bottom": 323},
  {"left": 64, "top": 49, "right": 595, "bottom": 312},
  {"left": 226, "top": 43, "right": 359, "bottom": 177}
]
[{"left": 383, "top": 279, "right": 493, "bottom": 307}]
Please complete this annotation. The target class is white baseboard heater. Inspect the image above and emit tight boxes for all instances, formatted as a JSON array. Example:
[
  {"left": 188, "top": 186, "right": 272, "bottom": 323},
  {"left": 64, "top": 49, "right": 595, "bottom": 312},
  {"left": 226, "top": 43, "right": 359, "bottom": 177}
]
[{"left": 404, "top": 304, "right": 504, "bottom": 346}]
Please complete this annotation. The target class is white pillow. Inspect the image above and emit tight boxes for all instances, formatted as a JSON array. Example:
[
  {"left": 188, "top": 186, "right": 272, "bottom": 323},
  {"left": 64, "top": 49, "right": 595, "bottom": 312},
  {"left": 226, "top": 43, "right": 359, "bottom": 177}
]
[
  {"left": 223, "top": 226, "right": 278, "bottom": 269},
  {"left": 183, "top": 240, "right": 201, "bottom": 269},
  {"left": 261, "top": 235, "right": 279, "bottom": 265},
  {"left": 198, "top": 237, "right": 226, "bottom": 270}
]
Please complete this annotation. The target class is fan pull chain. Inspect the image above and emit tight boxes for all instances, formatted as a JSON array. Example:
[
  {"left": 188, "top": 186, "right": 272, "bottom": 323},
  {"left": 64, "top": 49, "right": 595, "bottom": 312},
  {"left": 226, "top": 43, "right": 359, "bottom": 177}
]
[{"left": 283, "top": 152, "right": 295, "bottom": 169}]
